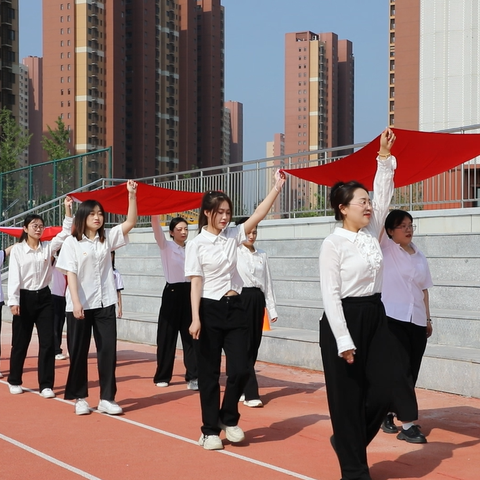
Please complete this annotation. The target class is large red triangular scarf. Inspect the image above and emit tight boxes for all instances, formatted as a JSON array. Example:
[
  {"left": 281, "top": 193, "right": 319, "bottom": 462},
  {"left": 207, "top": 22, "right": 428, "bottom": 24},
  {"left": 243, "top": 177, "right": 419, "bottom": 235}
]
[
  {"left": 283, "top": 129, "right": 480, "bottom": 189},
  {"left": 69, "top": 182, "right": 203, "bottom": 215}
]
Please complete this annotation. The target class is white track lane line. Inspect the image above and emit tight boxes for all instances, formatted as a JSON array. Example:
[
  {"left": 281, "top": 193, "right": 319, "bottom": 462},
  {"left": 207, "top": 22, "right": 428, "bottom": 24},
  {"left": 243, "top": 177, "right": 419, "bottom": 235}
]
[
  {"left": 0, "top": 433, "right": 103, "bottom": 480},
  {"left": 1, "top": 382, "right": 318, "bottom": 480}
]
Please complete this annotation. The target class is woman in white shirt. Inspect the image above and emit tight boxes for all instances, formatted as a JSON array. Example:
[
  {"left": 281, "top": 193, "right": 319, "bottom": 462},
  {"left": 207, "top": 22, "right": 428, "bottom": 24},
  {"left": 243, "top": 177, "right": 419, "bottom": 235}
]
[
  {"left": 7, "top": 196, "right": 73, "bottom": 398},
  {"left": 319, "top": 129, "right": 396, "bottom": 480},
  {"left": 151, "top": 215, "right": 198, "bottom": 391},
  {"left": 235, "top": 217, "right": 277, "bottom": 408},
  {"left": 56, "top": 180, "right": 137, "bottom": 416},
  {"left": 380, "top": 210, "right": 433, "bottom": 444},
  {"left": 0, "top": 245, "right": 14, "bottom": 378},
  {"left": 185, "top": 170, "right": 285, "bottom": 451}
]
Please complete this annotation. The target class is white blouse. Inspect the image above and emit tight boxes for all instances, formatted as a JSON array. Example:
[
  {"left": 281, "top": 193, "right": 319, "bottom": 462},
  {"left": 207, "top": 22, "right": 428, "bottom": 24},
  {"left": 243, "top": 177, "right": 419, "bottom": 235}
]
[
  {"left": 185, "top": 224, "right": 246, "bottom": 300},
  {"left": 319, "top": 156, "right": 396, "bottom": 355},
  {"left": 8, "top": 216, "right": 73, "bottom": 306},
  {"left": 56, "top": 224, "right": 128, "bottom": 311},
  {"left": 237, "top": 244, "right": 278, "bottom": 320},
  {"left": 152, "top": 215, "right": 189, "bottom": 284},
  {"left": 381, "top": 236, "right": 433, "bottom": 326}
]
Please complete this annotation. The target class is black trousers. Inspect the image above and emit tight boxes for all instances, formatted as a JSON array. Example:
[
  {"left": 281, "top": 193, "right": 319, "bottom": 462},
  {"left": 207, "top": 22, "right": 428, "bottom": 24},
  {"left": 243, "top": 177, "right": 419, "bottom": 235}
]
[
  {"left": 154, "top": 282, "right": 197, "bottom": 384},
  {"left": 240, "top": 287, "right": 265, "bottom": 401},
  {"left": 195, "top": 295, "right": 249, "bottom": 436},
  {"left": 387, "top": 317, "right": 427, "bottom": 422},
  {"left": 64, "top": 304, "right": 117, "bottom": 401},
  {"left": 52, "top": 294, "right": 67, "bottom": 355},
  {"left": 8, "top": 287, "right": 55, "bottom": 390},
  {"left": 320, "top": 294, "right": 395, "bottom": 480}
]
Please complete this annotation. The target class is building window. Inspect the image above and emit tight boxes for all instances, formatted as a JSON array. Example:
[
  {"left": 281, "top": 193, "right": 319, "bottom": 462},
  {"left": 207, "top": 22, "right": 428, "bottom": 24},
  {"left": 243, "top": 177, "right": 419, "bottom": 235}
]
[{"left": 60, "top": 16, "right": 64, "bottom": 22}]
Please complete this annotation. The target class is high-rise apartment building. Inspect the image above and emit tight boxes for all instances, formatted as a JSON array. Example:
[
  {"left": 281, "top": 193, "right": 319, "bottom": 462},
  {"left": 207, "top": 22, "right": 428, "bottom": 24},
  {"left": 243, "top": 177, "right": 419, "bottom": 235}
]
[
  {"left": 389, "top": 0, "right": 480, "bottom": 206},
  {"left": 224, "top": 100, "right": 243, "bottom": 165},
  {"left": 284, "top": 31, "right": 354, "bottom": 161},
  {"left": 43, "top": 0, "right": 180, "bottom": 182},
  {"left": 389, "top": 0, "right": 480, "bottom": 131},
  {"left": 18, "top": 63, "right": 29, "bottom": 167},
  {"left": 23, "top": 56, "right": 43, "bottom": 166},
  {"left": 178, "top": 0, "right": 225, "bottom": 172},
  {"left": 0, "top": 0, "right": 19, "bottom": 120}
]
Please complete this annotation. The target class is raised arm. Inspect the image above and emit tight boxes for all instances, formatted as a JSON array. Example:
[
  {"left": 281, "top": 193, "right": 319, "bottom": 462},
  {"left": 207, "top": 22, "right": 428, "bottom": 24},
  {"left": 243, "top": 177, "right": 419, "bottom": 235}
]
[
  {"left": 244, "top": 170, "right": 286, "bottom": 235},
  {"left": 151, "top": 215, "right": 167, "bottom": 249},
  {"left": 121, "top": 180, "right": 138, "bottom": 235},
  {"left": 370, "top": 129, "right": 397, "bottom": 238}
]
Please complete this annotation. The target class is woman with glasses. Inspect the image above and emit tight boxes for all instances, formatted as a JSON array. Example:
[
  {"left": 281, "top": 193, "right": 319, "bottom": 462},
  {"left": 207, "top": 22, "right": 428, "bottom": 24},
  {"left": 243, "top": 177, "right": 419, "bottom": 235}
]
[
  {"left": 185, "top": 170, "right": 285, "bottom": 451},
  {"left": 319, "top": 128, "right": 396, "bottom": 480},
  {"left": 379, "top": 210, "right": 433, "bottom": 444},
  {"left": 7, "top": 196, "right": 73, "bottom": 398}
]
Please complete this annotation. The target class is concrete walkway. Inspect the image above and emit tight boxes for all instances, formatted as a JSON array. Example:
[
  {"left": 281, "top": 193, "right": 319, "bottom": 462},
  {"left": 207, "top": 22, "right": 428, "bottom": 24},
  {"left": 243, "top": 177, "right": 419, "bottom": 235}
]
[{"left": 0, "top": 319, "right": 479, "bottom": 480}]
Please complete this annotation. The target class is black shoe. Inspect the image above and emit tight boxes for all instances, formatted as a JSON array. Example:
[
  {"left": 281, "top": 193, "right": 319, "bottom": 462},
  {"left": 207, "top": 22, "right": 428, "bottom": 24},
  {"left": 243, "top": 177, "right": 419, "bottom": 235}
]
[
  {"left": 329, "top": 435, "right": 337, "bottom": 454},
  {"left": 396, "top": 425, "right": 427, "bottom": 444},
  {"left": 381, "top": 413, "right": 398, "bottom": 434}
]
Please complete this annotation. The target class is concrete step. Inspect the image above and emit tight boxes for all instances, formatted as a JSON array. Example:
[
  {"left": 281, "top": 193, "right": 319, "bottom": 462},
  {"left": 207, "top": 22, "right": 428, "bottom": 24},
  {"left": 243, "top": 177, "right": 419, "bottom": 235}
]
[{"left": 116, "top": 313, "right": 480, "bottom": 398}]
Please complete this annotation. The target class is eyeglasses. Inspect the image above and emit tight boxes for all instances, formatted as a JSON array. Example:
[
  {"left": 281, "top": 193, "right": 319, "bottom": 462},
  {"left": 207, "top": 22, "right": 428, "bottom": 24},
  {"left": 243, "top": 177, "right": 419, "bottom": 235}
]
[
  {"left": 29, "top": 224, "right": 45, "bottom": 231},
  {"left": 394, "top": 224, "right": 416, "bottom": 231},
  {"left": 348, "top": 199, "right": 372, "bottom": 207}
]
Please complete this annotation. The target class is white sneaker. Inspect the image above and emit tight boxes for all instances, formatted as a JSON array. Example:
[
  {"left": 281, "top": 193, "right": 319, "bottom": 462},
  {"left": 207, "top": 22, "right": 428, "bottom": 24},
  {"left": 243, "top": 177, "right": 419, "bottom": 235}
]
[
  {"left": 8, "top": 384, "right": 23, "bottom": 395},
  {"left": 75, "top": 398, "right": 91, "bottom": 415},
  {"left": 187, "top": 379, "right": 199, "bottom": 390},
  {"left": 98, "top": 399, "right": 123, "bottom": 415},
  {"left": 55, "top": 353, "right": 68, "bottom": 360},
  {"left": 155, "top": 382, "right": 169, "bottom": 387},
  {"left": 40, "top": 388, "right": 55, "bottom": 399},
  {"left": 218, "top": 422, "right": 245, "bottom": 443},
  {"left": 239, "top": 394, "right": 245, "bottom": 402},
  {"left": 243, "top": 399, "right": 263, "bottom": 408},
  {"left": 198, "top": 434, "right": 224, "bottom": 450}
]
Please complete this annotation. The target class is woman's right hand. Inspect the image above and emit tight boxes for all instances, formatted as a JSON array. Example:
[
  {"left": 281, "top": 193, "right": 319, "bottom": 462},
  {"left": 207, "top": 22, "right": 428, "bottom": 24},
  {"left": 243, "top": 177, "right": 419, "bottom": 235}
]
[
  {"left": 73, "top": 302, "right": 85, "bottom": 319},
  {"left": 341, "top": 349, "right": 355, "bottom": 364},
  {"left": 10, "top": 305, "right": 20, "bottom": 316},
  {"left": 189, "top": 318, "right": 201, "bottom": 339}
]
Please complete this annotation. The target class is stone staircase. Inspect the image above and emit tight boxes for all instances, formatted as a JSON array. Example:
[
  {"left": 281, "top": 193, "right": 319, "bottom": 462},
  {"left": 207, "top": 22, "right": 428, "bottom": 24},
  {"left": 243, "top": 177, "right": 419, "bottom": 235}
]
[{"left": 116, "top": 221, "right": 480, "bottom": 399}]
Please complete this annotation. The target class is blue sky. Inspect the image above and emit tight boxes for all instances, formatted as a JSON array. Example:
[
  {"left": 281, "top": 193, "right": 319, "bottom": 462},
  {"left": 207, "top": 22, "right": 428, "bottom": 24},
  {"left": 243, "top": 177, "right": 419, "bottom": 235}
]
[{"left": 20, "top": 0, "right": 388, "bottom": 162}]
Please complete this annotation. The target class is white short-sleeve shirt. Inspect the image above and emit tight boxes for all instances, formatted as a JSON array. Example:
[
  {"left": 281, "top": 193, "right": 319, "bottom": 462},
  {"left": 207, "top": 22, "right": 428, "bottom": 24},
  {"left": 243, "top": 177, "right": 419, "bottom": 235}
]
[
  {"left": 56, "top": 224, "right": 128, "bottom": 311},
  {"left": 381, "top": 236, "right": 433, "bottom": 326},
  {"left": 237, "top": 244, "right": 278, "bottom": 320},
  {"left": 185, "top": 224, "right": 246, "bottom": 300}
]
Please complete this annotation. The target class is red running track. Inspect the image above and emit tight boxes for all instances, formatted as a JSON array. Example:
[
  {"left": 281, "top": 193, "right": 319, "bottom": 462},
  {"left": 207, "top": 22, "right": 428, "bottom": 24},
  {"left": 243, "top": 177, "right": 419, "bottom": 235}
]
[{"left": 1, "top": 320, "right": 479, "bottom": 480}]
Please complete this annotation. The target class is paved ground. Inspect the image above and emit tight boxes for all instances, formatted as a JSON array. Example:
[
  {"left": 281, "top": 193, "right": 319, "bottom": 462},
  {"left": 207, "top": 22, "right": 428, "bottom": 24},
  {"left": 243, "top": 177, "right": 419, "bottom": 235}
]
[{"left": 1, "top": 318, "right": 479, "bottom": 480}]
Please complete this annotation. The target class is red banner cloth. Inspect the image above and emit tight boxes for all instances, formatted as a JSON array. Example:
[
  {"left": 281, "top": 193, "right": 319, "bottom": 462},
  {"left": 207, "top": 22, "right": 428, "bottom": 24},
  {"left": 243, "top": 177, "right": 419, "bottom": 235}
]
[
  {"left": 283, "top": 129, "right": 480, "bottom": 189},
  {"left": 0, "top": 226, "right": 62, "bottom": 241},
  {"left": 69, "top": 182, "right": 204, "bottom": 215}
]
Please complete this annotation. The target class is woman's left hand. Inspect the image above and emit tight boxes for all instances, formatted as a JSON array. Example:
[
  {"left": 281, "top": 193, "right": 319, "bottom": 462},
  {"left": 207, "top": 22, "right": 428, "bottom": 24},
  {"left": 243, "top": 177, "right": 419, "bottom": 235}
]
[
  {"left": 271, "top": 317, "right": 278, "bottom": 323},
  {"left": 341, "top": 349, "right": 355, "bottom": 364},
  {"left": 426, "top": 322, "right": 433, "bottom": 338}
]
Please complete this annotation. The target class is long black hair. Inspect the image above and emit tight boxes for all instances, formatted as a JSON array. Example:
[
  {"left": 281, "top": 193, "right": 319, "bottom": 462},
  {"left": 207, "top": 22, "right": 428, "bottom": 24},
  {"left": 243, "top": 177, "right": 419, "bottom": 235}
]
[
  {"left": 198, "top": 191, "right": 233, "bottom": 232},
  {"left": 72, "top": 199, "right": 106, "bottom": 242}
]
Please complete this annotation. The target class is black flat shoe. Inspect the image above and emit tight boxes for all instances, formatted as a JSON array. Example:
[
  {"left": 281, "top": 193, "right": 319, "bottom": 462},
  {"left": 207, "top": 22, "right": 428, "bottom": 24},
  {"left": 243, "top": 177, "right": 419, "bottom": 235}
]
[
  {"left": 381, "top": 413, "right": 398, "bottom": 434},
  {"left": 396, "top": 425, "right": 427, "bottom": 444}
]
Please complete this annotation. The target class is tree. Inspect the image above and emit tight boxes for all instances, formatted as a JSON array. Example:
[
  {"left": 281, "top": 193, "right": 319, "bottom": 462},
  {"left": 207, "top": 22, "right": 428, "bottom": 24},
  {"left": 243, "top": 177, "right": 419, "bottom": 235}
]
[
  {"left": 0, "top": 107, "right": 32, "bottom": 216},
  {"left": 0, "top": 107, "right": 32, "bottom": 173},
  {"left": 42, "top": 116, "right": 73, "bottom": 194}
]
